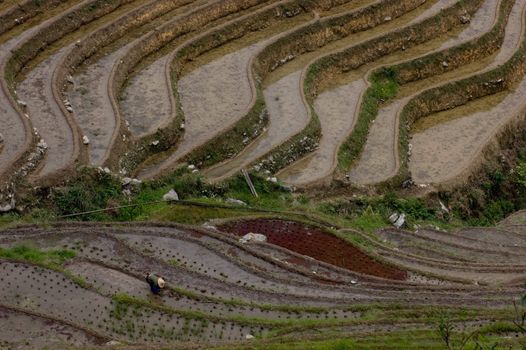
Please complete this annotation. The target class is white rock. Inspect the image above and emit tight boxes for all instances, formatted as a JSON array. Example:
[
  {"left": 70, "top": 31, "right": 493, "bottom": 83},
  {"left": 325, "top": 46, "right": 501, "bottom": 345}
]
[
  {"left": 239, "top": 233, "right": 267, "bottom": 244},
  {"left": 105, "top": 340, "right": 122, "bottom": 346},
  {"left": 66, "top": 106, "right": 74, "bottom": 113},
  {"left": 0, "top": 203, "right": 13, "bottom": 213},
  {"left": 103, "top": 167, "right": 111, "bottom": 174},
  {"left": 226, "top": 198, "right": 247, "bottom": 206},
  {"left": 389, "top": 213, "right": 399, "bottom": 224},
  {"left": 384, "top": 16, "right": 392, "bottom": 21},
  {"left": 180, "top": 123, "right": 185, "bottom": 129},
  {"left": 188, "top": 164, "right": 196, "bottom": 170},
  {"left": 121, "top": 177, "right": 133, "bottom": 186},
  {"left": 151, "top": 140, "right": 159, "bottom": 146},
  {"left": 245, "top": 334, "right": 255, "bottom": 340},
  {"left": 202, "top": 223, "right": 217, "bottom": 231},
  {"left": 66, "top": 75, "right": 75, "bottom": 84},
  {"left": 37, "top": 140, "right": 47, "bottom": 149},
  {"left": 17, "top": 100, "right": 27, "bottom": 108},
  {"left": 82, "top": 135, "right": 90, "bottom": 145},
  {"left": 394, "top": 213, "right": 406, "bottom": 228},
  {"left": 163, "top": 189, "right": 179, "bottom": 202},
  {"left": 442, "top": 61, "right": 449, "bottom": 68},
  {"left": 269, "top": 177, "right": 278, "bottom": 183}
]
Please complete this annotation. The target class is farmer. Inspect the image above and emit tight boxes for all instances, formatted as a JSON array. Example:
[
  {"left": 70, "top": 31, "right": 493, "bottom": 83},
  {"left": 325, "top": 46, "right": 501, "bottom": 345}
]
[{"left": 145, "top": 272, "right": 166, "bottom": 294}]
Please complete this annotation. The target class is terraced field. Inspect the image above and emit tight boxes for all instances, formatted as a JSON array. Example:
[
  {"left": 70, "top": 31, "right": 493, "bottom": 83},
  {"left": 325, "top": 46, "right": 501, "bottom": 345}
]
[
  {"left": 0, "top": 0, "right": 524, "bottom": 192},
  {"left": 1, "top": 0, "right": 526, "bottom": 347},
  {"left": 0, "top": 217, "right": 524, "bottom": 348}
]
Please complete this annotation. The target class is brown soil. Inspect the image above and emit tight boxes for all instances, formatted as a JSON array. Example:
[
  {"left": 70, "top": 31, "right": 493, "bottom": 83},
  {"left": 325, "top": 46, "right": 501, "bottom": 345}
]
[{"left": 217, "top": 218, "right": 408, "bottom": 280}]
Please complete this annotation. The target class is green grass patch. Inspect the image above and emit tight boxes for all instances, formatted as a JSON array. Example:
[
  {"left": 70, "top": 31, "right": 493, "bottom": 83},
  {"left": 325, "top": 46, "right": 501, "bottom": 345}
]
[
  {"left": 0, "top": 244, "right": 75, "bottom": 268},
  {"left": 338, "top": 68, "right": 399, "bottom": 170}
]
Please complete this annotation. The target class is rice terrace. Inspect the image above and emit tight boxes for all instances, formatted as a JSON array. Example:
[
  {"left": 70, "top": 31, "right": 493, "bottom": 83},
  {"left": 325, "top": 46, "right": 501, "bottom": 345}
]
[{"left": 1, "top": 0, "right": 526, "bottom": 348}]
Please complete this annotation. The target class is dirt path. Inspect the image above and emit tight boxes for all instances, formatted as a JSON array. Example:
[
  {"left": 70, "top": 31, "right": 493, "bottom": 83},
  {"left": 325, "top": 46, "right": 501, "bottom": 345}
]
[
  {"left": 409, "top": 0, "right": 526, "bottom": 184},
  {"left": 347, "top": 0, "right": 500, "bottom": 185}
]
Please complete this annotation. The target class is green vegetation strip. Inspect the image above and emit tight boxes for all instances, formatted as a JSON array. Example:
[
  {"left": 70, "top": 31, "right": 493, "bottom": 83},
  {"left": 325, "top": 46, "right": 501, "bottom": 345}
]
[
  {"left": 214, "top": 328, "right": 525, "bottom": 350},
  {"left": 111, "top": 292, "right": 510, "bottom": 331}
]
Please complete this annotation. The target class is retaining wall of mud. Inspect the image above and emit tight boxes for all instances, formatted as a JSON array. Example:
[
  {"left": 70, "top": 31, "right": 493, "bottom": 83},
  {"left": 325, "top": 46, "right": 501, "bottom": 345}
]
[
  {"left": 174, "top": 2, "right": 313, "bottom": 170},
  {"left": 180, "top": 0, "right": 428, "bottom": 171},
  {"left": 392, "top": 11, "right": 526, "bottom": 189},
  {"left": 120, "top": 0, "right": 360, "bottom": 175},
  {"left": 0, "top": 0, "right": 69, "bottom": 35},
  {"left": 394, "top": 0, "right": 513, "bottom": 84},
  {"left": 256, "top": 0, "right": 483, "bottom": 175},
  {"left": 53, "top": 0, "right": 196, "bottom": 171},
  {"left": 3, "top": 0, "right": 143, "bottom": 186},
  {"left": 111, "top": 0, "right": 282, "bottom": 174}
]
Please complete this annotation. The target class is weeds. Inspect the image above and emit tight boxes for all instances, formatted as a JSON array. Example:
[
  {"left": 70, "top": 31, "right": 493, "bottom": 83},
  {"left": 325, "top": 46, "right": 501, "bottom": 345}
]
[{"left": 0, "top": 244, "right": 75, "bottom": 268}]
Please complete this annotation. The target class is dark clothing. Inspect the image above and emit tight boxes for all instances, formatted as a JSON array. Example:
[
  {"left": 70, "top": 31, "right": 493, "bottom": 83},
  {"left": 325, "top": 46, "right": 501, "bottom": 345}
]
[{"left": 146, "top": 273, "right": 161, "bottom": 294}]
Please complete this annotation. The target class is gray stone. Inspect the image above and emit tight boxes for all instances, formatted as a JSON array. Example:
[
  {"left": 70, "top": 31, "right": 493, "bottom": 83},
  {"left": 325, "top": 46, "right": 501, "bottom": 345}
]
[
  {"left": 239, "top": 233, "right": 267, "bottom": 244},
  {"left": 226, "top": 198, "right": 247, "bottom": 206},
  {"left": 394, "top": 213, "right": 406, "bottom": 228},
  {"left": 163, "top": 189, "right": 179, "bottom": 202}
]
